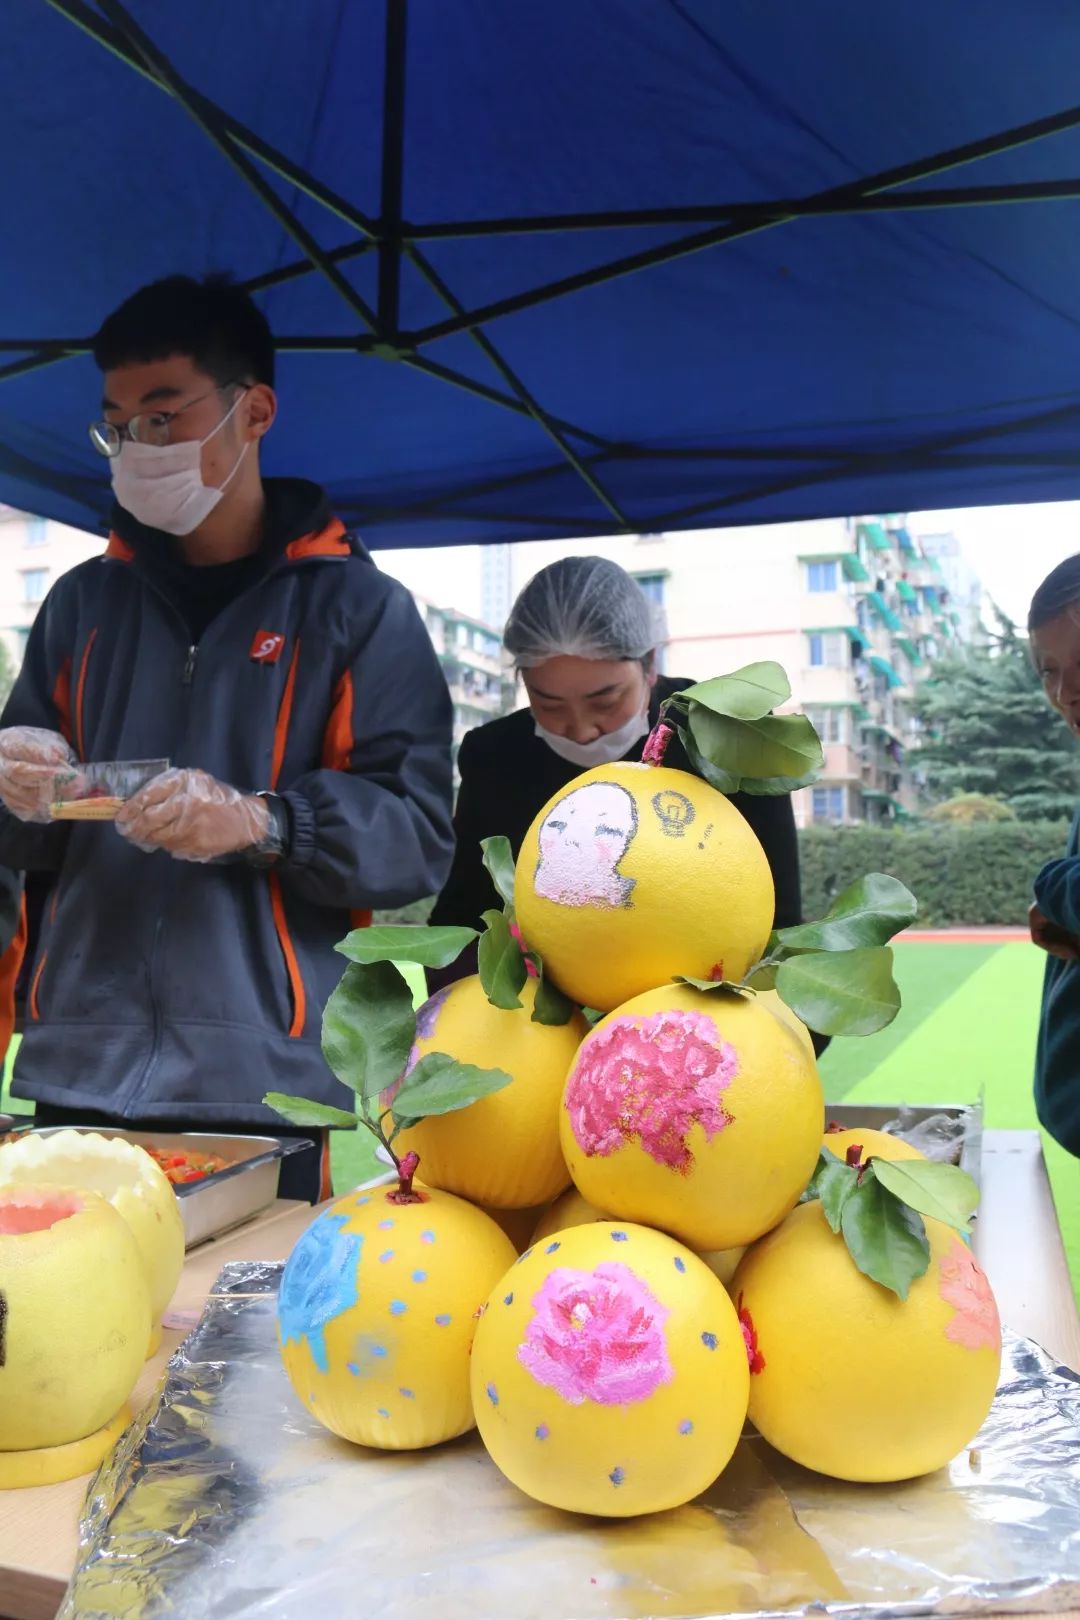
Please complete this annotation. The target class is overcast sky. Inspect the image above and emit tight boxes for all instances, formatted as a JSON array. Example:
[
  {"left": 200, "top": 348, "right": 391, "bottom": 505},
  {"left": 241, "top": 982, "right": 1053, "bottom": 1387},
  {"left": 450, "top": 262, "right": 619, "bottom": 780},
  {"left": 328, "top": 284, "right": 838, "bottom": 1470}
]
[{"left": 376, "top": 501, "right": 1080, "bottom": 631}]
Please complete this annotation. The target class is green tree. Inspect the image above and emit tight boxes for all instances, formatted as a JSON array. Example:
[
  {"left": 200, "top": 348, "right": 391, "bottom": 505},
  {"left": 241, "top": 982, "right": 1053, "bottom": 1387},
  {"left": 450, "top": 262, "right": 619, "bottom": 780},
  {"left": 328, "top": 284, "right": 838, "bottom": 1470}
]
[{"left": 915, "top": 613, "right": 1079, "bottom": 822}]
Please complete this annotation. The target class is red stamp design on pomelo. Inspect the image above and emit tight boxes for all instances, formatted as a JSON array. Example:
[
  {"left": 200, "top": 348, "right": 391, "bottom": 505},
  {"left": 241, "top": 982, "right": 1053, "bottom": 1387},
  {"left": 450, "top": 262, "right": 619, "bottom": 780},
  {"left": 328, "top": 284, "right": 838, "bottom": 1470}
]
[
  {"left": 938, "top": 1238, "right": 1000, "bottom": 1352},
  {"left": 565, "top": 1009, "right": 737, "bottom": 1172},
  {"left": 736, "top": 1292, "right": 765, "bottom": 1374}
]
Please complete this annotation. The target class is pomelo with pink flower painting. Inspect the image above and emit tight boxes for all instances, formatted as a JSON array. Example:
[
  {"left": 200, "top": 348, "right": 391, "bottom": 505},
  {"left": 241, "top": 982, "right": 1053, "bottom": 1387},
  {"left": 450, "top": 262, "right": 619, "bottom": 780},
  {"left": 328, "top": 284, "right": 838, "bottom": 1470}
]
[
  {"left": 560, "top": 981, "right": 824, "bottom": 1252},
  {"left": 471, "top": 1220, "right": 749, "bottom": 1516}
]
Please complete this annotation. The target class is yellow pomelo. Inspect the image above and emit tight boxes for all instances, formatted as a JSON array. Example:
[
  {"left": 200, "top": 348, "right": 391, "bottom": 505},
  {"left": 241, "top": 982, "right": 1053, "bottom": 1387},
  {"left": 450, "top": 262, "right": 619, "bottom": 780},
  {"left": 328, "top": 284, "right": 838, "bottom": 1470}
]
[
  {"left": 393, "top": 975, "right": 587, "bottom": 1208},
  {"left": 757, "top": 989, "right": 815, "bottom": 1058},
  {"left": 472, "top": 1220, "right": 749, "bottom": 1516},
  {"left": 533, "top": 1188, "right": 745, "bottom": 1287},
  {"left": 733, "top": 1201, "right": 1001, "bottom": 1481},
  {"left": 483, "top": 1203, "right": 547, "bottom": 1252},
  {"left": 820, "top": 1127, "right": 927, "bottom": 1164},
  {"left": 0, "top": 1130, "right": 184, "bottom": 1338},
  {"left": 0, "top": 1188, "right": 150, "bottom": 1453},
  {"left": 278, "top": 1181, "right": 517, "bottom": 1450},
  {"left": 514, "top": 762, "right": 774, "bottom": 1010},
  {"left": 561, "top": 984, "right": 823, "bottom": 1250}
]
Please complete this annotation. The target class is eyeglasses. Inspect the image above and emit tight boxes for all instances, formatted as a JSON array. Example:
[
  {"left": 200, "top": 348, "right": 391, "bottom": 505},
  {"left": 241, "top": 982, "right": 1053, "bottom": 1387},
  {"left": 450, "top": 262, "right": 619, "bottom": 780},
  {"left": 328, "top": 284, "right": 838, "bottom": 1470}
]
[{"left": 88, "top": 381, "right": 244, "bottom": 459}]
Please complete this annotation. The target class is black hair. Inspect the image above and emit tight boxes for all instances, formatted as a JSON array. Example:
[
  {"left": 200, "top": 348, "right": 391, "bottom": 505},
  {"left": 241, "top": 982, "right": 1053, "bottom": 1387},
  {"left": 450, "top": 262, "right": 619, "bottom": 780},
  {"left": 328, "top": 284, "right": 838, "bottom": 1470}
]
[
  {"left": 1029, "top": 555, "right": 1080, "bottom": 633},
  {"left": 92, "top": 274, "right": 274, "bottom": 388}
]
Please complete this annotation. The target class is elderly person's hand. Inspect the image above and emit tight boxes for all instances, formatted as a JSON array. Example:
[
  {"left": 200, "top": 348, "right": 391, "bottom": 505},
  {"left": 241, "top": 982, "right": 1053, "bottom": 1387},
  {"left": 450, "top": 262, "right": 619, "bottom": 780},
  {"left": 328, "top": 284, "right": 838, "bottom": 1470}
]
[
  {"left": 1029, "top": 901, "right": 1080, "bottom": 962},
  {"left": 0, "top": 726, "right": 76, "bottom": 823},
  {"left": 116, "top": 768, "right": 271, "bottom": 863}
]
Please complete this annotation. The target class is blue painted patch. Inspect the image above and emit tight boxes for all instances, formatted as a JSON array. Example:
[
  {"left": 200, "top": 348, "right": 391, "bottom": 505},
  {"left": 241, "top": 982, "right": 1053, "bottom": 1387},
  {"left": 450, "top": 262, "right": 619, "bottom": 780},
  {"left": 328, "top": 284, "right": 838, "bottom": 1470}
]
[
  {"left": 610, "top": 1231, "right": 628, "bottom": 1242},
  {"left": 609, "top": 1466, "right": 625, "bottom": 1487},
  {"left": 544, "top": 1241, "right": 561, "bottom": 1254},
  {"left": 420, "top": 1230, "right": 436, "bottom": 1245},
  {"left": 347, "top": 1362, "right": 360, "bottom": 1376},
  {"left": 377, "top": 1408, "right": 390, "bottom": 1420},
  {"left": 486, "top": 1383, "right": 499, "bottom": 1406},
  {"left": 378, "top": 1219, "right": 394, "bottom": 1231},
  {"left": 435, "top": 1313, "right": 451, "bottom": 1327},
  {"left": 701, "top": 1332, "right": 718, "bottom": 1351},
  {"left": 389, "top": 1300, "right": 407, "bottom": 1316},
  {"left": 379, "top": 1250, "right": 394, "bottom": 1263},
  {"left": 679, "top": 1419, "right": 693, "bottom": 1435},
  {"left": 371, "top": 1343, "right": 388, "bottom": 1358},
  {"left": 355, "top": 1196, "right": 370, "bottom": 1207},
  {"left": 399, "top": 1387, "right": 415, "bottom": 1399},
  {"left": 535, "top": 1423, "right": 550, "bottom": 1440},
  {"left": 516, "top": 1246, "right": 534, "bottom": 1265},
  {"left": 503, "top": 1292, "right": 514, "bottom": 1306},
  {"left": 674, "top": 1256, "right": 686, "bottom": 1273},
  {"left": 412, "top": 1269, "right": 427, "bottom": 1284},
  {"left": 278, "top": 1213, "right": 363, "bottom": 1374}
]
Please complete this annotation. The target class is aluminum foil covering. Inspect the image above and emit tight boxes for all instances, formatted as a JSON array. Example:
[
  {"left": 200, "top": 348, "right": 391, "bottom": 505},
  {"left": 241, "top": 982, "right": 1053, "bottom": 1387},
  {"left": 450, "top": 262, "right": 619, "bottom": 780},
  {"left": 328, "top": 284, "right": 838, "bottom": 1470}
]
[{"left": 59, "top": 1262, "right": 1080, "bottom": 1620}]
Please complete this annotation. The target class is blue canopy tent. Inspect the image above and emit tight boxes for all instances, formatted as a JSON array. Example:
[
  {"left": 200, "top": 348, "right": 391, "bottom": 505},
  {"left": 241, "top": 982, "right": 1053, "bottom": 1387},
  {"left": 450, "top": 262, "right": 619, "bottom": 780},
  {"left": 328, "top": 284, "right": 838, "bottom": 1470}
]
[{"left": 3, "top": 1, "right": 1080, "bottom": 549}]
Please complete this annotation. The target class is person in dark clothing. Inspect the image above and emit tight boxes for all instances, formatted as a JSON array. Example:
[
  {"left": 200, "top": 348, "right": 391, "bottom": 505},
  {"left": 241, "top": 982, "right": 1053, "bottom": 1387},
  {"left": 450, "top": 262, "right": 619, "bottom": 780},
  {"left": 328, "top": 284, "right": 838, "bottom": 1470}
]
[
  {"left": 0, "top": 275, "right": 455, "bottom": 1200},
  {"left": 429, "top": 558, "right": 815, "bottom": 1046},
  {"left": 1027, "top": 555, "right": 1080, "bottom": 1158}
]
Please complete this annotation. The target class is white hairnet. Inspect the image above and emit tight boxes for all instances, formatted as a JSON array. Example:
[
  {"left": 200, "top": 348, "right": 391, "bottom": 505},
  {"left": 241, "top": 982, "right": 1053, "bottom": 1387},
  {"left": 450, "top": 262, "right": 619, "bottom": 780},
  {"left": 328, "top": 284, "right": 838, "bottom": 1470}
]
[{"left": 503, "top": 556, "right": 660, "bottom": 669}]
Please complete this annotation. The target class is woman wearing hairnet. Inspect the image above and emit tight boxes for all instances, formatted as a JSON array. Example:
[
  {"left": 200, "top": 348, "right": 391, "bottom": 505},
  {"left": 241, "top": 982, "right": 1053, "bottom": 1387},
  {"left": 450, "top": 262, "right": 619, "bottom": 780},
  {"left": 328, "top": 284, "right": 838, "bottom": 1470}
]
[{"left": 429, "top": 557, "right": 809, "bottom": 1007}]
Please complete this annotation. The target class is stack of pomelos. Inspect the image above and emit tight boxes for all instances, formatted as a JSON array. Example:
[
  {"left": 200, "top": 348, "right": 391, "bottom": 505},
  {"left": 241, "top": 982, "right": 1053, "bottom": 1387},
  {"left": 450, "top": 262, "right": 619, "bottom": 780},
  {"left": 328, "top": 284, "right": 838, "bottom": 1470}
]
[{"left": 271, "top": 671, "right": 1001, "bottom": 1523}]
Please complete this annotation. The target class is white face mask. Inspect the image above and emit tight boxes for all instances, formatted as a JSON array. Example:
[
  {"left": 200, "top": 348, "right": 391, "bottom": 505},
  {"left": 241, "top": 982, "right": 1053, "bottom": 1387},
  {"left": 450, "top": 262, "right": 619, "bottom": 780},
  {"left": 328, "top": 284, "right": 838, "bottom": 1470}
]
[
  {"left": 535, "top": 706, "right": 650, "bottom": 768},
  {"left": 110, "top": 391, "right": 250, "bottom": 536}
]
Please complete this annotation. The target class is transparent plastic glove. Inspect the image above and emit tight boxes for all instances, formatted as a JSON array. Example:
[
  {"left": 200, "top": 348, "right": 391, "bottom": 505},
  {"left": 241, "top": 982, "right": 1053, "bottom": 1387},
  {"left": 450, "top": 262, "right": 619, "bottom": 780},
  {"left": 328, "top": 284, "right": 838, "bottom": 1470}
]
[
  {"left": 0, "top": 726, "right": 76, "bottom": 823},
  {"left": 115, "top": 768, "right": 270, "bottom": 863}
]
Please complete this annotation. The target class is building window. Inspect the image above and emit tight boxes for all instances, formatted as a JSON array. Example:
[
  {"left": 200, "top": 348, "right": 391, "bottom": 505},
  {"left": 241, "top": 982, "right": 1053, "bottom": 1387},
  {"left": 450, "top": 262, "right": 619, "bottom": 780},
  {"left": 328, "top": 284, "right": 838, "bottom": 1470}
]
[
  {"left": 21, "top": 569, "right": 49, "bottom": 605},
  {"left": 25, "top": 517, "right": 47, "bottom": 547},
  {"left": 634, "top": 573, "right": 666, "bottom": 605},
  {"left": 806, "top": 560, "right": 838, "bottom": 593},
  {"left": 811, "top": 785, "right": 846, "bottom": 822},
  {"left": 808, "top": 631, "right": 846, "bottom": 668},
  {"left": 807, "top": 707, "right": 847, "bottom": 745}
]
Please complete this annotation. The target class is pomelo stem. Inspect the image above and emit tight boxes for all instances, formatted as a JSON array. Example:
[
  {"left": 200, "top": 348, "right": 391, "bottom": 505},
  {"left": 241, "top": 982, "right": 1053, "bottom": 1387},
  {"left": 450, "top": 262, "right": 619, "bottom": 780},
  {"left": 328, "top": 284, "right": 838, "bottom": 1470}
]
[
  {"left": 642, "top": 720, "right": 674, "bottom": 766},
  {"left": 387, "top": 1149, "right": 423, "bottom": 1205}
]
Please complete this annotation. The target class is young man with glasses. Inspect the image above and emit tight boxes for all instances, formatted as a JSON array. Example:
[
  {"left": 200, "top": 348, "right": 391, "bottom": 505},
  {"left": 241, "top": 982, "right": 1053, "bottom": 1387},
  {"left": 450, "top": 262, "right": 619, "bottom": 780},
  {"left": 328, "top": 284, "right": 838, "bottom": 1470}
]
[{"left": 0, "top": 275, "right": 455, "bottom": 1200}]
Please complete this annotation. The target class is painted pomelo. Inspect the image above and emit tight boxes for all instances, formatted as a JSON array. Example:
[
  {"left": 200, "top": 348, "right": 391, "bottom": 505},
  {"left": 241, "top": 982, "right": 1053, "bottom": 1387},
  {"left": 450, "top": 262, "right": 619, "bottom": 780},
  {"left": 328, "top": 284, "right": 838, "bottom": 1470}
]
[
  {"left": 757, "top": 989, "right": 815, "bottom": 1059},
  {"left": 392, "top": 976, "right": 586, "bottom": 1208},
  {"left": 483, "top": 1203, "right": 547, "bottom": 1253},
  {"left": 472, "top": 1221, "right": 749, "bottom": 1517},
  {"left": 733, "top": 1200, "right": 1001, "bottom": 1481},
  {"left": 0, "top": 1130, "right": 184, "bottom": 1339},
  {"left": 532, "top": 1188, "right": 745, "bottom": 1287},
  {"left": 278, "top": 1182, "right": 517, "bottom": 1450},
  {"left": 560, "top": 984, "right": 823, "bottom": 1250},
  {"left": 0, "top": 1189, "right": 150, "bottom": 1452},
  {"left": 821, "top": 1127, "right": 926, "bottom": 1163},
  {"left": 514, "top": 763, "right": 774, "bottom": 1011}
]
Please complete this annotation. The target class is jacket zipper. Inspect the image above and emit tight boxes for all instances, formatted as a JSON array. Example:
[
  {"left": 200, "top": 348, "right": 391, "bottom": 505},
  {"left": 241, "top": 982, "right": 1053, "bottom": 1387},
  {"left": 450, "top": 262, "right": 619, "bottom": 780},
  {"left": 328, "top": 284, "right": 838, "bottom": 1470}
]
[{"left": 183, "top": 645, "right": 198, "bottom": 685}]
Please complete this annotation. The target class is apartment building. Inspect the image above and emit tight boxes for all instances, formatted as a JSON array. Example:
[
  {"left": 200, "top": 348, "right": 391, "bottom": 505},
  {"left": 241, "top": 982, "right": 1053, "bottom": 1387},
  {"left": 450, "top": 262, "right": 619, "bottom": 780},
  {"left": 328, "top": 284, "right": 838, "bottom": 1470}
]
[
  {"left": 0, "top": 506, "right": 103, "bottom": 669},
  {"left": 412, "top": 597, "right": 514, "bottom": 768}
]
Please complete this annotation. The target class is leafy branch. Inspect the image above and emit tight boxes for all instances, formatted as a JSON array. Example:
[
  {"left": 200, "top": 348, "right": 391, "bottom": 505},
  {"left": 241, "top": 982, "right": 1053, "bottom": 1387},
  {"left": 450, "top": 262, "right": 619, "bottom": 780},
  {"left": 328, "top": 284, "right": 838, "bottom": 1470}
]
[
  {"left": 651, "top": 662, "right": 824, "bottom": 796},
  {"left": 802, "top": 1142, "right": 980, "bottom": 1298}
]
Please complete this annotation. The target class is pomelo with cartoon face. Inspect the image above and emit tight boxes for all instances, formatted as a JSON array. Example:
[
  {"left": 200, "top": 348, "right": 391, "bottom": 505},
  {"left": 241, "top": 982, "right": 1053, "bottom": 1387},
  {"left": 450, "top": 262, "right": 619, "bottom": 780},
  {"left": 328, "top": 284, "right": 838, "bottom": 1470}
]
[
  {"left": 391, "top": 975, "right": 586, "bottom": 1209},
  {"left": 471, "top": 1220, "right": 749, "bottom": 1516},
  {"left": 560, "top": 983, "right": 823, "bottom": 1250},
  {"left": 732, "top": 1200, "right": 1001, "bottom": 1481},
  {"left": 514, "top": 764, "right": 774, "bottom": 1011},
  {"left": 277, "top": 1181, "right": 517, "bottom": 1450}
]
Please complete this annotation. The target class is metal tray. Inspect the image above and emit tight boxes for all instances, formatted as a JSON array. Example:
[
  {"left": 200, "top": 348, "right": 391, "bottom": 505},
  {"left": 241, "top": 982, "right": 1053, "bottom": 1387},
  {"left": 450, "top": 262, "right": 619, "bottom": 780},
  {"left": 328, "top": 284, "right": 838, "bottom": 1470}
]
[
  {"left": 16, "top": 1128, "right": 309, "bottom": 1250},
  {"left": 824, "top": 1100, "right": 982, "bottom": 1182}
]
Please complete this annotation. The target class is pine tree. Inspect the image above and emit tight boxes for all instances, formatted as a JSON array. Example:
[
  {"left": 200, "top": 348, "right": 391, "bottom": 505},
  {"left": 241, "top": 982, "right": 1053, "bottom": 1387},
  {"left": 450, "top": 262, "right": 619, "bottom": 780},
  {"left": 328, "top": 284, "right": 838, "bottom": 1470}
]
[{"left": 915, "top": 613, "right": 1078, "bottom": 823}]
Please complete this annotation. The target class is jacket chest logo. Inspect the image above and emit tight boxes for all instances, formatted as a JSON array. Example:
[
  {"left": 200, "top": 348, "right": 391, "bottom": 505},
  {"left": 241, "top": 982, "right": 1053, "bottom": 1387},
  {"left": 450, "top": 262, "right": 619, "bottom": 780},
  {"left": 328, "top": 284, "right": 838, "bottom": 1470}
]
[{"left": 250, "top": 630, "right": 286, "bottom": 664}]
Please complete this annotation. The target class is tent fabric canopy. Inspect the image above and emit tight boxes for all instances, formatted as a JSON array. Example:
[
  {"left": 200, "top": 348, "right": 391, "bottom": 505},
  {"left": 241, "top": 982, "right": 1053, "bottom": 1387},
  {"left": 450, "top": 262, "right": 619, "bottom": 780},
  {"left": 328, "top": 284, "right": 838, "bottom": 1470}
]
[{"left": 4, "top": 2, "right": 1080, "bottom": 550}]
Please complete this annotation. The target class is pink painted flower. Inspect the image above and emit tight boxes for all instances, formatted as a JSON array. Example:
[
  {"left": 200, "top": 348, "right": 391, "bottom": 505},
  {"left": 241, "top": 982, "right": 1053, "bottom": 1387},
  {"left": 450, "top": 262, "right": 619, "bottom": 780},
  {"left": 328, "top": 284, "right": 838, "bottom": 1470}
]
[
  {"left": 565, "top": 1009, "right": 737, "bottom": 1172},
  {"left": 938, "top": 1238, "right": 1001, "bottom": 1353},
  {"left": 517, "top": 1262, "right": 673, "bottom": 1405}
]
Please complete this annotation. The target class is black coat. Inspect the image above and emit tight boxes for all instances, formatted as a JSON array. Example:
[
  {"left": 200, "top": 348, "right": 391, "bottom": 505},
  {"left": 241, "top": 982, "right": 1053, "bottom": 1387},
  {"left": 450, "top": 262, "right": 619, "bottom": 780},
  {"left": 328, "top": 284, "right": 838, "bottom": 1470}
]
[{"left": 429, "top": 675, "right": 803, "bottom": 936}]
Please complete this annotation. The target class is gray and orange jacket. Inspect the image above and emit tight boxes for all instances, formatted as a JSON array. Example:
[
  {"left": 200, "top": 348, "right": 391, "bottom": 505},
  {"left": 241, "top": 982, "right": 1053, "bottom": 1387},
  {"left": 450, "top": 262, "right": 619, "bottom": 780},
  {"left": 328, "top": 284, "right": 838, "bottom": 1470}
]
[{"left": 0, "top": 479, "right": 454, "bottom": 1125}]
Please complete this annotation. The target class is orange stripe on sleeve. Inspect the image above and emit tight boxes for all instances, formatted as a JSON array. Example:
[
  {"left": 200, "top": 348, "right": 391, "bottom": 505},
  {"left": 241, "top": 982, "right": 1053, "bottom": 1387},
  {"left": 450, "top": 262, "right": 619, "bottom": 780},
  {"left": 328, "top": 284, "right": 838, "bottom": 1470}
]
[{"left": 321, "top": 670, "right": 355, "bottom": 771}]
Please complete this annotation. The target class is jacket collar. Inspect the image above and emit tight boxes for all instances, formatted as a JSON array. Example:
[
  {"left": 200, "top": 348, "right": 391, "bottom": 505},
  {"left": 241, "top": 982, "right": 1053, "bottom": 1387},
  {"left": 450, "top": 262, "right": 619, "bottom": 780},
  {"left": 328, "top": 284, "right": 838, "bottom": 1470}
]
[{"left": 105, "top": 477, "right": 356, "bottom": 569}]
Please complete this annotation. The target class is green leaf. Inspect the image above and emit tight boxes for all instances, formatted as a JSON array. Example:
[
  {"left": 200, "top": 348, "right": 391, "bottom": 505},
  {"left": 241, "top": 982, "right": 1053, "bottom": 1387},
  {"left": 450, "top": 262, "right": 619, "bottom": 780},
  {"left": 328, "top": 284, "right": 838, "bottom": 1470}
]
[
  {"left": 775, "top": 874, "right": 918, "bottom": 954},
  {"left": 477, "top": 909, "right": 527, "bottom": 1010},
  {"left": 681, "top": 662, "right": 791, "bottom": 721},
  {"left": 391, "top": 1052, "right": 513, "bottom": 1120},
  {"left": 743, "top": 959, "right": 778, "bottom": 990},
  {"left": 676, "top": 724, "right": 741, "bottom": 795},
  {"left": 673, "top": 974, "right": 751, "bottom": 997},
  {"left": 840, "top": 1177, "right": 931, "bottom": 1299},
  {"left": 322, "top": 960, "right": 417, "bottom": 1102},
  {"left": 803, "top": 1149, "right": 859, "bottom": 1232},
  {"left": 335, "top": 923, "right": 477, "bottom": 969},
  {"left": 263, "top": 1092, "right": 357, "bottom": 1129},
  {"left": 524, "top": 954, "right": 577, "bottom": 1025},
  {"left": 870, "top": 1158, "right": 979, "bottom": 1234},
  {"left": 687, "top": 707, "right": 824, "bottom": 793},
  {"left": 480, "top": 835, "right": 517, "bottom": 911},
  {"left": 775, "top": 946, "right": 900, "bottom": 1036},
  {"left": 582, "top": 1006, "right": 606, "bottom": 1026}
]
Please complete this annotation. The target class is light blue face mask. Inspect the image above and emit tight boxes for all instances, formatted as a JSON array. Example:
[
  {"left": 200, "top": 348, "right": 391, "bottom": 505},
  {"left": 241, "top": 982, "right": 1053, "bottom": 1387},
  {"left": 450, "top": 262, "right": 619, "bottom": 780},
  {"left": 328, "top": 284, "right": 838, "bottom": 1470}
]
[{"left": 534, "top": 707, "right": 650, "bottom": 768}]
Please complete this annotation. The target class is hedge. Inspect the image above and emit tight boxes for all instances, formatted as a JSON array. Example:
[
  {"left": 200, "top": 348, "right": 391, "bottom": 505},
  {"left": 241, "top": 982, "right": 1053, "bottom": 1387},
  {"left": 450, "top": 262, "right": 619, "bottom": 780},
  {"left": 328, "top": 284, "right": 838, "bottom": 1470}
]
[{"left": 798, "top": 822, "right": 1072, "bottom": 928}]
